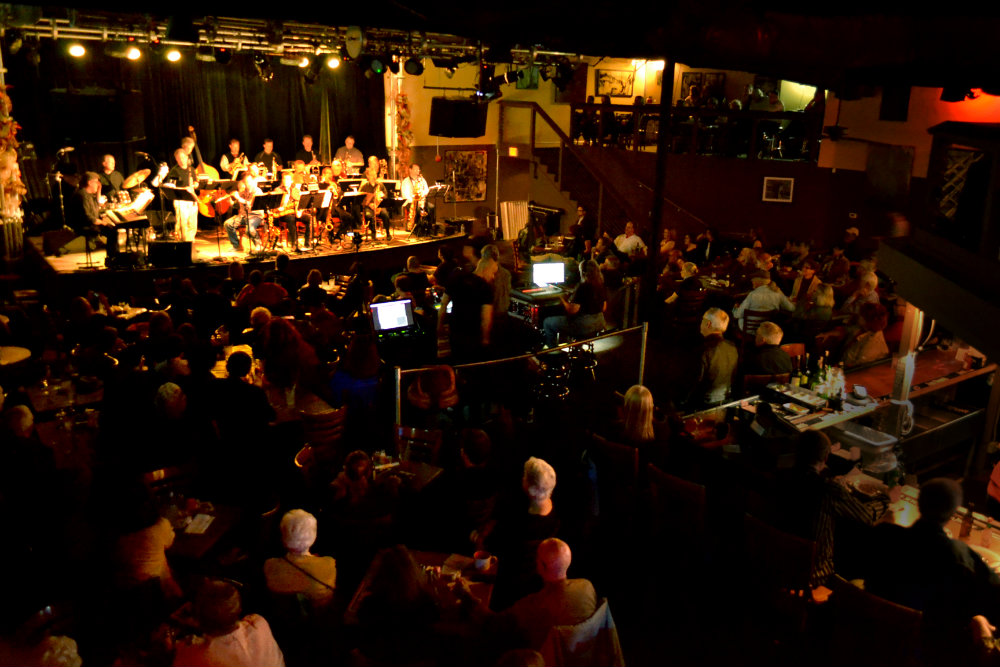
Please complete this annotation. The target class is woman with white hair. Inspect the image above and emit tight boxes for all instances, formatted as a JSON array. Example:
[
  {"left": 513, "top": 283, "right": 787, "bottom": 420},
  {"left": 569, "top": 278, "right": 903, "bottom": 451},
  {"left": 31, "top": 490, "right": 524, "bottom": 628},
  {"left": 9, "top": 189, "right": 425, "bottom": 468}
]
[{"left": 264, "top": 509, "right": 336, "bottom": 608}]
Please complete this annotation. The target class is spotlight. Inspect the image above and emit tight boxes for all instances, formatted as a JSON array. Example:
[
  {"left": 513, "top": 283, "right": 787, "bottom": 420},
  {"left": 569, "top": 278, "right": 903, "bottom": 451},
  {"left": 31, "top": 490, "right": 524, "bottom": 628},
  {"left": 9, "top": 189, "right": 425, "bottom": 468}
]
[
  {"left": 195, "top": 45, "right": 215, "bottom": 62},
  {"left": 326, "top": 55, "right": 340, "bottom": 69},
  {"left": 214, "top": 47, "right": 232, "bottom": 65},
  {"left": 68, "top": 43, "right": 86, "bottom": 58},
  {"left": 404, "top": 57, "right": 424, "bottom": 76},
  {"left": 370, "top": 56, "right": 387, "bottom": 75},
  {"left": 7, "top": 29, "right": 23, "bottom": 55},
  {"left": 388, "top": 55, "right": 400, "bottom": 74},
  {"left": 299, "top": 56, "right": 310, "bottom": 68},
  {"left": 166, "top": 49, "right": 182, "bottom": 62}
]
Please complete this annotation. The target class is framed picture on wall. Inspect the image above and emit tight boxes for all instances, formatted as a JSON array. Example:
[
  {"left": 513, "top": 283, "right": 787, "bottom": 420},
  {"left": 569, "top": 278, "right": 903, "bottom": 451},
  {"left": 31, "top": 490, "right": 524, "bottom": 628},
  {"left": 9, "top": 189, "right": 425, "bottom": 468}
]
[
  {"left": 594, "top": 69, "right": 634, "bottom": 98},
  {"left": 703, "top": 72, "right": 726, "bottom": 97},
  {"left": 680, "top": 71, "right": 703, "bottom": 101},
  {"left": 443, "top": 150, "right": 488, "bottom": 202},
  {"left": 762, "top": 177, "right": 794, "bottom": 203}
]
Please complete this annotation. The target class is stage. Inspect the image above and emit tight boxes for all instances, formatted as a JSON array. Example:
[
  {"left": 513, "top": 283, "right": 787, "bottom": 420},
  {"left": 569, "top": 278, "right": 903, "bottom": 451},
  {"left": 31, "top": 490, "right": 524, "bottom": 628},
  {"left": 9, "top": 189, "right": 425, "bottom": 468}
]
[{"left": 27, "top": 223, "right": 469, "bottom": 301}]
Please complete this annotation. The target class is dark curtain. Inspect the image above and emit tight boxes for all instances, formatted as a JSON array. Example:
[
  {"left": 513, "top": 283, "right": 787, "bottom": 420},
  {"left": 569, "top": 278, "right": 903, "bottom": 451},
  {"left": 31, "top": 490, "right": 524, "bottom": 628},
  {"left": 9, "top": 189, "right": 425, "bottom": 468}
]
[{"left": 6, "top": 40, "right": 386, "bottom": 172}]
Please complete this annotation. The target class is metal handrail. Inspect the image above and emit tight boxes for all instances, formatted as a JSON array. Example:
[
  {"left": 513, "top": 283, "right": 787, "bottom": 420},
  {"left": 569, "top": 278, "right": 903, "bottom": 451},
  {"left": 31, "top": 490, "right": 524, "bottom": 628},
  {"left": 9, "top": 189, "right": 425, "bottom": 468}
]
[{"left": 393, "top": 322, "right": 649, "bottom": 424}]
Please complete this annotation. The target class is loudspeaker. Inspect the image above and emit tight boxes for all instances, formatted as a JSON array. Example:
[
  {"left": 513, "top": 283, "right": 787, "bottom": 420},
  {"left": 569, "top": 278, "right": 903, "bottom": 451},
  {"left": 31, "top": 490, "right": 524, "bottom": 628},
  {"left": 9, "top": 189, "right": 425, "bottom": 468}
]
[
  {"left": 148, "top": 241, "right": 192, "bottom": 267},
  {"left": 106, "top": 251, "right": 144, "bottom": 270},
  {"left": 429, "top": 97, "right": 489, "bottom": 138}
]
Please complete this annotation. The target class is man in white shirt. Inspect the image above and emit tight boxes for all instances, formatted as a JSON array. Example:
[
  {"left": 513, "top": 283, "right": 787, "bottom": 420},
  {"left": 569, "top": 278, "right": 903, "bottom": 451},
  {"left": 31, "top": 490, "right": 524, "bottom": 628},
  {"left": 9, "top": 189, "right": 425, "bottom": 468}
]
[
  {"left": 401, "top": 163, "right": 435, "bottom": 231},
  {"left": 613, "top": 221, "right": 647, "bottom": 258}
]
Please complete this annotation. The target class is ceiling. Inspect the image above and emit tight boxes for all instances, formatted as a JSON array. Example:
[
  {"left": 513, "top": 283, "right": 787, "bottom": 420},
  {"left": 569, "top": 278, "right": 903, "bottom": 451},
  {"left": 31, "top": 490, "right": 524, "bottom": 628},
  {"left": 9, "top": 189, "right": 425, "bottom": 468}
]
[{"left": 5, "top": 2, "right": 1000, "bottom": 91}]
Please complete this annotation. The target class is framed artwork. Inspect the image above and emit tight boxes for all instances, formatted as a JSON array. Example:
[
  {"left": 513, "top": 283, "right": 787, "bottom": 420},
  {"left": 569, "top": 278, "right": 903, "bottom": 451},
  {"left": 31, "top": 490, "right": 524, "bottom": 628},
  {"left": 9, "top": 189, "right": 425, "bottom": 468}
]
[
  {"left": 517, "top": 66, "right": 539, "bottom": 90},
  {"left": 680, "top": 71, "right": 703, "bottom": 99},
  {"left": 762, "top": 177, "right": 794, "bottom": 203},
  {"left": 443, "top": 150, "right": 488, "bottom": 202},
  {"left": 594, "top": 69, "right": 634, "bottom": 98},
  {"left": 703, "top": 72, "right": 726, "bottom": 95}
]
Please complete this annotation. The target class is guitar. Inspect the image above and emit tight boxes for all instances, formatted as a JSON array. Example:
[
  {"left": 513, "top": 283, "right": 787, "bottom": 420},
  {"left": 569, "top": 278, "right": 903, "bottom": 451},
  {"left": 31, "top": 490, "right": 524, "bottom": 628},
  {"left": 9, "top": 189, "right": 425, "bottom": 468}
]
[{"left": 186, "top": 125, "right": 222, "bottom": 217}]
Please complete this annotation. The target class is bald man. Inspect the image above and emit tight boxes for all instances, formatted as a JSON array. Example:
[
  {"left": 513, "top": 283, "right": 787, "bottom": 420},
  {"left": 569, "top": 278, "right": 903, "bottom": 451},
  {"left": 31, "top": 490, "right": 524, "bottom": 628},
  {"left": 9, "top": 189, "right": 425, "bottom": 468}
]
[{"left": 503, "top": 538, "right": 597, "bottom": 648}]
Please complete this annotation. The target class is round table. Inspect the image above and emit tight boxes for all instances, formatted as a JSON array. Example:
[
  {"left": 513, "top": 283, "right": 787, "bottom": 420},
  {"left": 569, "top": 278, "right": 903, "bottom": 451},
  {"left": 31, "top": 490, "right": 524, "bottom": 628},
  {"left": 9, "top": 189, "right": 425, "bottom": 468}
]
[{"left": 0, "top": 346, "right": 30, "bottom": 366}]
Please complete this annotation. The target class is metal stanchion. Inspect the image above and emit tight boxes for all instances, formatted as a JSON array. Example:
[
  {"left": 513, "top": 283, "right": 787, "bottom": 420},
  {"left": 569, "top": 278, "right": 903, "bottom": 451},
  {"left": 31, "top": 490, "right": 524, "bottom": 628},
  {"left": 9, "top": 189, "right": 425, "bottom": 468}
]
[
  {"left": 394, "top": 366, "right": 403, "bottom": 425},
  {"left": 639, "top": 321, "right": 649, "bottom": 385}
]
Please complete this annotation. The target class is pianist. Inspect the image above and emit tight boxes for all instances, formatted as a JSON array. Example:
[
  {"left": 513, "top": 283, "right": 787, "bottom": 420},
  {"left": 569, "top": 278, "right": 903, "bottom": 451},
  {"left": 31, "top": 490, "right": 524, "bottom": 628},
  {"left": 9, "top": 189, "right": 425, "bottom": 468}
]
[{"left": 72, "top": 172, "right": 118, "bottom": 257}]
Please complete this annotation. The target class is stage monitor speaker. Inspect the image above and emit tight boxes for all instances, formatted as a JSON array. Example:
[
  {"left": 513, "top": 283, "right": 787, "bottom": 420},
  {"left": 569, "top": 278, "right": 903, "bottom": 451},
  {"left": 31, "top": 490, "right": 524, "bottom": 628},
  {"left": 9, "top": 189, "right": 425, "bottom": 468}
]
[
  {"left": 429, "top": 97, "right": 488, "bottom": 138},
  {"left": 148, "top": 241, "right": 191, "bottom": 268}
]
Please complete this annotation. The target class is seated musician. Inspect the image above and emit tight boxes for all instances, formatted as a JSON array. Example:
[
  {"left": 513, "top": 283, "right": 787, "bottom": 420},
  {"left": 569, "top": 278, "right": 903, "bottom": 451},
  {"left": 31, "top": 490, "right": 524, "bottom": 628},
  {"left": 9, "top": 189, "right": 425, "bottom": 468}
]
[
  {"left": 73, "top": 171, "right": 119, "bottom": 257},
  {"left": 219, "top": 137, "right": 246, "bottom": 176},
  {"left": 224, "top": 172, "right": 263, "bottom": 253},
  {"left": 401, "top": 162, "right": 434, "bottom": 231},
  {"left": 98, "top": 154, "right": 124, "bottom": 200},
  {"left": 294, "top": 134, "right": 320, "bottom": 166},
  {"left": 272, "top": 171, "right": 308, "bottom": 253},
  {"left": 359, "top": 168, "right": 390, "bottom": 243},
  {"left": 253, "top": 138, "right": 283, "bottom": 177},
  {"left": 318, "top": 165, "right": 354, "bottom": 241},
  {"left": 334, "top": 135, "right": 364, "bottom": 175}
]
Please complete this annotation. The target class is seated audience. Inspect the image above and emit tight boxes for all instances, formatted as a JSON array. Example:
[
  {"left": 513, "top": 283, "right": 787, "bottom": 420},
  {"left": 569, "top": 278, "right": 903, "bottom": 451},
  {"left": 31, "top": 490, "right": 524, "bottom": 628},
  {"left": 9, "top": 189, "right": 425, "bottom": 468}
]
[
  {"left": 501, "top": 538, "right": 598, "bottom": 649},
  {"left": 790, "top": 260, "right": 822, "bottom": 309},
  {"left": 866, "top": 478, "right": 1000, "bottom": 664},
  {"left": 691, "top": 307, "right": 738, "bottom": 407},
  {"left": 264, "top": 509, "right": 337, "bottom": 609},
  {"left": 172, "top": 579, "right": 285, "bottom": 667},
  {"left": 842, "top": 302, "right": 890, "bottom": 367},
  {"left": 820, "top": 244, "right": 851, "bottom": 286},
  {"left": 296, "top": 269, "right": 328, "bottom": 311},
  {"left": 841, "top": 270, "right": 880, "bottom": 319},
  {"left": 745, "top": 321, "right": 792, "bottom": 375},
  {"left": 610, "top": 221, "right": 647, "bottom": 259},
  {"left": 733, "top": 270, "right": 794, "bottom": 331}
]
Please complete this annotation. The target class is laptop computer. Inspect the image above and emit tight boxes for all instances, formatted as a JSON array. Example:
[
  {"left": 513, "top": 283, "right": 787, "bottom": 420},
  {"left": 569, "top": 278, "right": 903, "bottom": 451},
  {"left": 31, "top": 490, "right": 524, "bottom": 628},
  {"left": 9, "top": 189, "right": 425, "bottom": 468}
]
[{"left": 370, "top": 298, "right": 420, "bottom": 338}]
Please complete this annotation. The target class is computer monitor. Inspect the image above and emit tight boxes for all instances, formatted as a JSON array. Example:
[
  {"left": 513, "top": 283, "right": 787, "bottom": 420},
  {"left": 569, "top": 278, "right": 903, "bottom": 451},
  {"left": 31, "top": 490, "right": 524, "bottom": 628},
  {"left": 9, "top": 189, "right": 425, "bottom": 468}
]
[
  {"left": 532, "top": 261, "right": 565, "bottom": 287},
  {"left": 370, "top": 299, "right": 416, "bottom": 332}
]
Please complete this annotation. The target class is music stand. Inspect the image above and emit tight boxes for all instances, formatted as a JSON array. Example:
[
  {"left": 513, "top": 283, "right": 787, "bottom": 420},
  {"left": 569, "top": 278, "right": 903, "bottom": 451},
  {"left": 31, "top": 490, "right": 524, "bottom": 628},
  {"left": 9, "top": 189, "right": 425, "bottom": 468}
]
[
  {"left": 252, "top": 193, "right": 284, "bottom": 257},
  {"left": 208, "top": 179, "right": 239, "bottom": 262},
  {"left": 159, "top": 184, "right": 198, "bottom": 242},
  {"left": 298, "top": 190, "right": 326, "bottom": 252}
]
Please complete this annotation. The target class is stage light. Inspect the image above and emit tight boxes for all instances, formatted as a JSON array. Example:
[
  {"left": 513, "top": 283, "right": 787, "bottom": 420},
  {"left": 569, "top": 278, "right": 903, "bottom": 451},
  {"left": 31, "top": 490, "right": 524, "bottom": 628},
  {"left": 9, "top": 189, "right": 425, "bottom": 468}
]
[
  {"left": 299, "top": 56, "right": 310, "bottom": 68},
  {"left": 370, "top": 56, "right": 387, "bottom": 75},
  {"left": 68, "top": 43, "right": 86, "bottom": 58},
  {"left": 127, "top": 46, "right": 142, "bottom": 61},
  {"left": 214, "top": 47, "right": 232, "bottom": 65},
  {"left": 166, "top": 49, "right": 182, "bottom": 62},
  {"left": 404, "top": 57, "right": 424, "bottom": 76},
  {"left": 254, "top": 53, "right": 274, "bottom": 81},
  {"left": 326, "top": 56, "right": 340, "bottom": 69},
  {"left": 304, "top": 58, "right": 323, "bottom": 84},
  {"left": 7, "top": 29, "right": 23, "bottom": 55},
  {"left": 388, "top": 55, "right": 400, "bottom": 74}
]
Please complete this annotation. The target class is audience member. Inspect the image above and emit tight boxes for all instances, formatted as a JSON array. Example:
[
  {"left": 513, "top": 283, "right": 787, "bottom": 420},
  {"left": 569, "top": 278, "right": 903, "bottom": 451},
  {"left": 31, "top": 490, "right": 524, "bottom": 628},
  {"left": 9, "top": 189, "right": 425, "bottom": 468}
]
[
  {"left": 733, "top": 270, "right": 794, "bottom": 331},
  {"left": 842, "top": 302, "right": 890, "bottom": 367},
  {"left": 264, "top": 509, "right": 337, "bottom": 609},
  {"left": 745, "top": 321, "right": 792, "bottom": 375},
  {"left": 541, "top": 259, "right": 607, "bottom": 347},
  {"left": 691, "top": 307, "right": 738, "bottom": 407}
]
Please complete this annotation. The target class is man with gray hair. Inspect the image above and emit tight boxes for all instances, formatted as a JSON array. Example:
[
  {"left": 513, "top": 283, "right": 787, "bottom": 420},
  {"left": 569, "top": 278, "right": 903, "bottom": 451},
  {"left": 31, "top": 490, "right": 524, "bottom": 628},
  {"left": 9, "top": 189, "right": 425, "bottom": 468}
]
[
  {"left": 746, "top": 321, "right": 792, "bottom": 375},
  {"left": 733, "top": 269, "right": 794, "bottom": 331},
  {"left": 691, "top": 307, "right": 738, "bottom": 407}
]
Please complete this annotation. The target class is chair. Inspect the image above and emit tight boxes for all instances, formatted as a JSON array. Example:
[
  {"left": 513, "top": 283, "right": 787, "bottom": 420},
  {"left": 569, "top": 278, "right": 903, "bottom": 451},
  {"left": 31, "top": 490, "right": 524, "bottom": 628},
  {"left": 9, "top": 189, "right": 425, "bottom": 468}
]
[
  {"left": 539, "top": 598, "right": 625, "bottom": 667},
  {"left": 740, "top": 308, "right": 773, "bottom": 339},
  {"left": 646, "top": 464, "right": 707, "bottom": 549},
  {"left": 827, "top": 574, "right": 922, "bottom": 667},
  {"left": 300, "top": 405, "right": 347, "bottom": 453},
  {"left": 590, "top": 434, "right": 640, "bottom": 522},
  {"left": 395, "top": 425, "right": 443, "bottom": 464},
  {"left": 743, "top": 513, "right": 817, "bottom": 636},
  {"left": 741, "top": 372, "right": 791, "bottom": 396}
]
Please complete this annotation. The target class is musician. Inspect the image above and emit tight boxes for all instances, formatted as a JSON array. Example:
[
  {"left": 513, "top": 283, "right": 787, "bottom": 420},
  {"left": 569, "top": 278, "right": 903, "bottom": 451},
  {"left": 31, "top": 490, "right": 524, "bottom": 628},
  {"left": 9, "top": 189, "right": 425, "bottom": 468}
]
[
  {"left": 224, "top": 171, "right": 264, "bottom": 253},
  {"left": 359, "top": 168, "right": 390, "bottom": 243},
  {"left": 253, "top": 139, "right": 283, "bottom": 177},
  {"left": 97, "top": 154, "right": 124, "bottom": 200},
  {"left": 73, "top": 172, "right": 118, "bottom": 256},
  {"left": 318, "top": 167, "right": 352, "bottom": 242},
  {"left": 295, "top": 135, "right": 319, "bottom": 165},
  {"left": 401, "top": 162, "right": 435, "bottom": 231},
  {"left": 331, "top": 159, "right": 345, "bottom": 180},
  {"left": 165, "top": 149, "right": 199, "bottom": 244},
  {"left": 219, "top": 138, "right": 246, "bottom": 176},
  {"left": 334, "top": 136, "right": 364, "bottom": 174},
  {"left": 272, "top": 170, "right": 307, "bottom": 253},
  {"left": 181, "top": 137, "right": 195, "bottom": 158}
]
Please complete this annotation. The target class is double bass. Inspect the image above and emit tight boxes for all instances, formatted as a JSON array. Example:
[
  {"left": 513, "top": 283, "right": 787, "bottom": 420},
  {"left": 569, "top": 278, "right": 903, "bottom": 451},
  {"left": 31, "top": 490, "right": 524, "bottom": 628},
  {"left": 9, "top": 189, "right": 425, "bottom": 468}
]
[{"left": 186, "top": 126, "right": 228, "bottom": 217}]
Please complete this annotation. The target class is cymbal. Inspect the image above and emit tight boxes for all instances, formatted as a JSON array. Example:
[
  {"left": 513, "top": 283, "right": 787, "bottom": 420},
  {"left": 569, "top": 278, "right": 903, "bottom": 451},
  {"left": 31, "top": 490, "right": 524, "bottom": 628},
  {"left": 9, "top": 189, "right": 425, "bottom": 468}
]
[{"left": 123, "top": 168, "right": 151, "bottom": 189}]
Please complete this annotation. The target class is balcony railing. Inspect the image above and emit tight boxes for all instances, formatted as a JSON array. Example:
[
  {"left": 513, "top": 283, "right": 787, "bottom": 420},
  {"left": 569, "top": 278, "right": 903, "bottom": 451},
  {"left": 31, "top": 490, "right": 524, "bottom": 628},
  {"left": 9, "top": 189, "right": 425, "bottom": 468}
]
[{"left": 567, "top": 102, "right": 824, "bottom": 162}]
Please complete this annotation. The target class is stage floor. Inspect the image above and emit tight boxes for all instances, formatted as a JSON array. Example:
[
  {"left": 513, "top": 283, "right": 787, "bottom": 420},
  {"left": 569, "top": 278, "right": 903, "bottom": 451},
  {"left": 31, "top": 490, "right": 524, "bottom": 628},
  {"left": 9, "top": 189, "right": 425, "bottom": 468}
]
[{"left": 38, "top": 224, "right": 455, "bottom": 275}]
